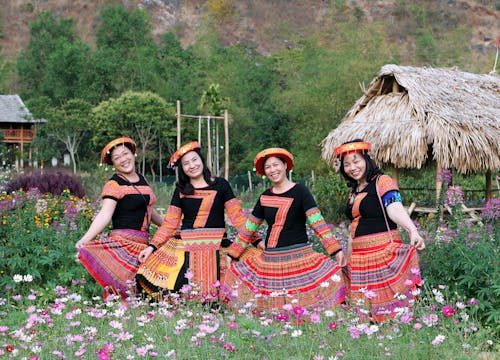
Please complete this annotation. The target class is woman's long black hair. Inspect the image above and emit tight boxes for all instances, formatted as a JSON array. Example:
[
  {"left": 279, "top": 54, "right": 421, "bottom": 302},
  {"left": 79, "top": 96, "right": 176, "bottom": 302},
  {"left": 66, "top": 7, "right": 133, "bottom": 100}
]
[
  {"left": 176, "top": 150, "right": 216, "bottom": 195},
  {"left": 338, "top": 139, "right": 383, "bottom": 191}
]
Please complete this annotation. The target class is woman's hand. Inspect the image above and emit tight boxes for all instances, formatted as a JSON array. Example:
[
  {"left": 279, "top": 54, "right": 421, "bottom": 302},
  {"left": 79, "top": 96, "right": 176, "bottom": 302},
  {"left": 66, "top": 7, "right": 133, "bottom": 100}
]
[
  {"left": 335, "top": 250, "right": 348, "bottom": 267},
  {"left": 409, "top": 229, "right": 426, "bottom": 251},
  {"left": 256, "top": 241, "right": 265, "bottom": 250},
  {"left": 75, "top": 239, "right": 89, "bottom": 249},
  {"left": 138, "top": 246, "right": 154, "bottom": 263},
  {"left": 226, "top": 255, "right": 233, "bottom": 269}
]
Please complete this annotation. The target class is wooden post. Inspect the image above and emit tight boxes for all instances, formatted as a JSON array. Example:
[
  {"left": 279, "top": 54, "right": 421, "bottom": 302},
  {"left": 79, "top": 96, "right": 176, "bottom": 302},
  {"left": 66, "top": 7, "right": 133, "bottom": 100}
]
[
  {"left": 224, "top": 110, "right": 229, "bottom": 179},
  {"left": 435, "top": 162, "right": 442, "bottom": 202},
  {"left": 206, "top": 116, "right": 212, "bottom": 171},
  {"left": 216, "top": 122, "right": 220, "bottom": 176},
  {"left": 20, "top": 128, "right": 24, "bottom": 168},
  {"left": 392, "top": 80, "right": 399, "bottom": 93},
  {"left": 247, "top": 170, "right": 253, "bottom": 191},
  {"left": 391, "top": 167, "right": 399, "bottom": 187},
  {"left": 198, "top": 116, "right": 202, "bottom": 145},
  {"left": 485, "top": 170, "right": 492, "bottom": 201},
  {"left": 176, "top": 100, "right": 181, "bottom": 148},
  {"left": 159, "top": 140, "right": 162, "bottom": 182}
]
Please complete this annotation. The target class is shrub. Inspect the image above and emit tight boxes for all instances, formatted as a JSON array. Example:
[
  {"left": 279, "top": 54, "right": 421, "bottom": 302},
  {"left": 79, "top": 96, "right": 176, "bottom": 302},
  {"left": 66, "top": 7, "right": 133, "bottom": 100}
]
[
  {"left": 419, "top": 206, "right": 499, "bottom": 332},
  {"left": 0, "top": 189, "right": 100, "bottom": 296},
  {"left": 5, "top": 170, "right": 85, "bottom": 197},
  {"left": 310, "top": 172, "right": 349, "bottom": 224}
]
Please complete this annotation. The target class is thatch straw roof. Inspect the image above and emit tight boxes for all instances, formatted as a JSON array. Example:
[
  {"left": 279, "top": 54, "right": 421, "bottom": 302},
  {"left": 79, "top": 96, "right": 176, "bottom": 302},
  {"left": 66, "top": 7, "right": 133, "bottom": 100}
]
[{"left": 321, "top": 64, "right": 500, "bottom": 174}]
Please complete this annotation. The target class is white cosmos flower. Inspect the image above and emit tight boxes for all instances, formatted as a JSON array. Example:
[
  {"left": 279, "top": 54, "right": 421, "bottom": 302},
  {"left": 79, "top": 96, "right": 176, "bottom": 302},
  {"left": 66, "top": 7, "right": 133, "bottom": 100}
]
[{"left": 331, "top": 274, "right": 341, "bottom": 282}]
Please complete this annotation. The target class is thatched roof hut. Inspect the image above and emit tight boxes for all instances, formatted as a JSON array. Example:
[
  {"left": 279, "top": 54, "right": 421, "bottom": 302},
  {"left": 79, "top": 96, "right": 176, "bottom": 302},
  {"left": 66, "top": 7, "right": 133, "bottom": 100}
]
[{"left": 321, "top": 64, "right": 500, "bottom": 175}]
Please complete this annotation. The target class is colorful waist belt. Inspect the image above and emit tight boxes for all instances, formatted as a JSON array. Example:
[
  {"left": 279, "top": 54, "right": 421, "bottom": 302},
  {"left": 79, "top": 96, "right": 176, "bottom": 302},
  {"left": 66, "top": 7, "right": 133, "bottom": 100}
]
[{"left": 180, "top": 228, "right": 226, "bottom": 251}]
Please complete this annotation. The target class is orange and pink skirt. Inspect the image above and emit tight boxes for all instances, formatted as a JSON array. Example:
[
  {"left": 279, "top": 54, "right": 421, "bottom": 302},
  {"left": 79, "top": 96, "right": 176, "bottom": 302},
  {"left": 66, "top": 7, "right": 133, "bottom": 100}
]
[
  {"left": 223, "top": 244, "right": 347, "bottom": 312},
  {"left": 78, "top": 229, "right": 149, "bottom": 299},
  {"left": 345, "top": 230, "right": 422, "bottom": 322}
]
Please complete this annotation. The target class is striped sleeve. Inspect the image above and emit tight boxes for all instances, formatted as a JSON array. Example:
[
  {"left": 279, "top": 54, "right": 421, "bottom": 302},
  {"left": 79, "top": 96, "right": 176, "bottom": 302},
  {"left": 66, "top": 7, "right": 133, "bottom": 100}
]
[
  {"left": 227, "top": 213, "right": 264, "bottom": 259},
  {"left": 306, "top": 207, "right": 341, "bottom": 255},
  {"left": 150, "top": 205, "right": 182, "bottom": 248}
]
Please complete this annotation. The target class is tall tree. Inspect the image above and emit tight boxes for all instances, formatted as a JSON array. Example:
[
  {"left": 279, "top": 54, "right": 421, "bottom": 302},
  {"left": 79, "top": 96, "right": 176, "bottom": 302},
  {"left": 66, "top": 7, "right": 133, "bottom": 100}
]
[
  {"left": 90, "top": 5, "right": 159, "bottom": 99},
  {"left": 92, "top": 91, "right": 175, "bottom": 174},
  {"left": 17, "top": 12, "right": 83, "bottom": 103}
]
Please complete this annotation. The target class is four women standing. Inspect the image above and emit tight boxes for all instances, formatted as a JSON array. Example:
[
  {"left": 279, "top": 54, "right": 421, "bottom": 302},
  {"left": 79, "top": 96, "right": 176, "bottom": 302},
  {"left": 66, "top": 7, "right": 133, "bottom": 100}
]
[{"left": 77, "top": 137, "right": 424, "bottom": 320}]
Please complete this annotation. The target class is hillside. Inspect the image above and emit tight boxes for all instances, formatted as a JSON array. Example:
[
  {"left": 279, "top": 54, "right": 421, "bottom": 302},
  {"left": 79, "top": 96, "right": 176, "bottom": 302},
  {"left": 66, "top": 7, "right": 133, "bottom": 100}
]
[{"left": 1, "top": 0, "right": 498, "bottom": 60}]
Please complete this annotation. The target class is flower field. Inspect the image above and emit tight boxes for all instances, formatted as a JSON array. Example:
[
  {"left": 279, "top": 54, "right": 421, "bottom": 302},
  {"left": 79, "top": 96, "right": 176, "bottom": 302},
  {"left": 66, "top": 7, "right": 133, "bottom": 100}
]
[{"left": 0, "top": 188, "right": 498, "bottom": 359}]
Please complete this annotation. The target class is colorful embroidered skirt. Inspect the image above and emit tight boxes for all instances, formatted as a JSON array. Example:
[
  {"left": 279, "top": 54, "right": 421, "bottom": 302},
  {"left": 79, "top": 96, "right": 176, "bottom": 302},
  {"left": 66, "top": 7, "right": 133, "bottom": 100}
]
[
  {"left": 345, "top": 230, "right": 422, "bottom": 322},
  {"left": 136, "top": 228, "right": 227, "bottom": 300},
  {"left": 78, "top": 229, "right": 149, "bottom": 299},
  {"left": 223, "top": 244, "right": 347, "bottom": 311}
]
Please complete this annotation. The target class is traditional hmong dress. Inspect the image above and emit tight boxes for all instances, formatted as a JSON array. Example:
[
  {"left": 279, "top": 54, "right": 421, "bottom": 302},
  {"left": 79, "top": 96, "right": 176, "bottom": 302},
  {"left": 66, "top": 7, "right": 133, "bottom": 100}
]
[
  {"left": 78, "top": 173, "right": 156, "bottom": 299},
  {"left": 136, "top": 178, "right": 248, "bottom": 300},
  {"left": 224, "top": 183, "right": 347, "bottom": 311},
  {"left": 345, "top": 174, "right": 422, "bottom": 322}
]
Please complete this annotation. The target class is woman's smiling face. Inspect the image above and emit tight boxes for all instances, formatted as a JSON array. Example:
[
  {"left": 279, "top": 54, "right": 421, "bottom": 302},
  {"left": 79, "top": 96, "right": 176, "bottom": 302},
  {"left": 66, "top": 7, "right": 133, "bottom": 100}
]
[
  {"left": 264, "top": 156, "right": 287, "bottom": 184},
  {"left": 111, "top": 145, "right": 135, "bottom": 175},
  {"left": 180, "top": 151, "right": 204, "bottom": 180},
  {"left": 342, "top": 153, "right": 367, "bottom": 183}
]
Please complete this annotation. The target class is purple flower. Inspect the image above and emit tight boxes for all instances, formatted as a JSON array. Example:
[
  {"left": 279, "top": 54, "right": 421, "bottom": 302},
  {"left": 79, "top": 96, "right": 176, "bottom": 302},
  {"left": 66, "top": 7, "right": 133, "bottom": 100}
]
[
  {"left": 436, "top": 169, "right": 452, "bottom": 184},
  {"left": 445, "top": 186, "right": 463, "bottom": 207},
  {"left": 482, "top": 198, "right": 500, "bottom": 221}
]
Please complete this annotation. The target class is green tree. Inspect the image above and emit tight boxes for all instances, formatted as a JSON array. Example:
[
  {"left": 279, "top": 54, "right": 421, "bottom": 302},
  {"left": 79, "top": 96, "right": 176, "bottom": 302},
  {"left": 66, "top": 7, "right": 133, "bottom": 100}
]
[
  {"left": 89, "top": 5, "right": 160, "bottom": 100},
  {"left": 199, "top": 83, "right": 229, "bottom": 116},
  {"left": 26, "top": 97, "right": 92, "bottom": 173},
  {"left": 92, "top": 91, "right": 175, "bottom": 174},
  {"left": 271, "top": 23, "right": 398, "bottom": 175},
  {"left": 17, "top": 12, "right": 83, "bottom": 103},
  {"left": 156, "top": 32, "right": 203, "bottom": 107}
]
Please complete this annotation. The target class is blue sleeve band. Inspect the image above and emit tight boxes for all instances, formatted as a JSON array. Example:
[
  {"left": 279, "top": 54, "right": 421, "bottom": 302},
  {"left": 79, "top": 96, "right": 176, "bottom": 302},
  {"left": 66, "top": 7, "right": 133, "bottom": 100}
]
[{"left": 382, "top": 190, "right": 402, "bottom": 207}]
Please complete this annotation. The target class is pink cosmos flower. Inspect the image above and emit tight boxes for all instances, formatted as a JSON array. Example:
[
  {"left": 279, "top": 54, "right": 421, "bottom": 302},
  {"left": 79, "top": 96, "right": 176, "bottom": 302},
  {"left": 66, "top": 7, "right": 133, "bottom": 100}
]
[
  {"left": 431, "top": 334, "right": 446, "bottom": 346},
  {"left": 222, "top": 342, "right": 235, "bottom": 352},
  {"left": 184, "top": 270, "right": 194, "bottom": 280},
  {"left": 404, "top": 279, "right": 413, "bottom": 286},
  {"left": 400, "top": 314, "right": 413, "bottom": 324},
  {"left": 442, "top": 305, "right": 456, "bottom": 318},
  {"left": 276, "top": 313, "right": 289, "bottom": 322},
  {"left": 97, "top": 349, "right": 109, "bottom": 360},
  {"left": 310, "top": 313, "right": 321, "bottom": 323},
  {"left": 293, "top": 306, "right": 305, "bottom": 316},
  {"left": 413, "top": 323, "right": 422, "bottom": 330},
  {"left": 468, "top": 298, "right": 478, "bottom": 305},
  {"left": 364, "top": 290, "right": 377, "bottom": 299},
  {"left": 329, "top": 322, "right": 338, "bottom": 330}
]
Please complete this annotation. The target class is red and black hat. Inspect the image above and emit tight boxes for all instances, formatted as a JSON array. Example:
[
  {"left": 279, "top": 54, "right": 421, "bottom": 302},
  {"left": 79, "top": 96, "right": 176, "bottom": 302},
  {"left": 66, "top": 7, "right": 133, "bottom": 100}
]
[
  {"left": 169, "top": 141, "right": 202, "bottom": 168},
  {"left": 254, "top": 148, "right": 294, "bottom": 176},
  {"left": 101, "top": 137, "right": 136, "bottom": 165}
]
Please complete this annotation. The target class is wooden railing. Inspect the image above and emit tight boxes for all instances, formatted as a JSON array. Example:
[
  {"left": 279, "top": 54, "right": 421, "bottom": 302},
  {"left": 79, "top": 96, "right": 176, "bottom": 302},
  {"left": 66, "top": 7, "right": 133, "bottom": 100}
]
[{"left": 2, "top": 128, "right": 36, "bottom": 143}]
